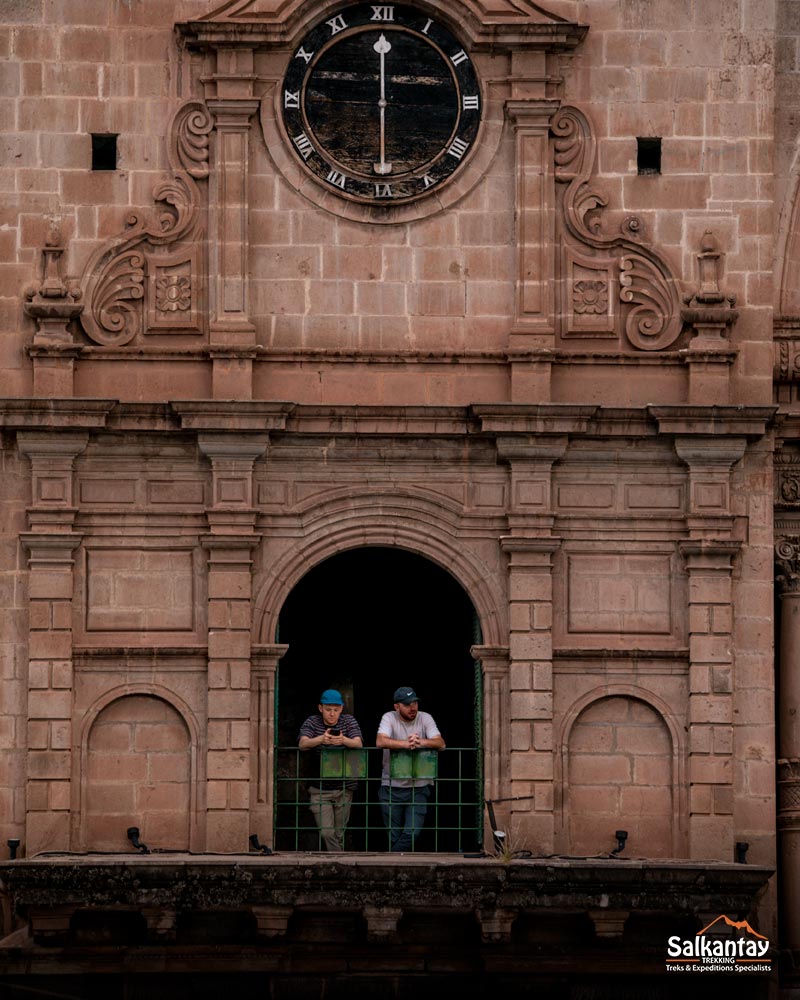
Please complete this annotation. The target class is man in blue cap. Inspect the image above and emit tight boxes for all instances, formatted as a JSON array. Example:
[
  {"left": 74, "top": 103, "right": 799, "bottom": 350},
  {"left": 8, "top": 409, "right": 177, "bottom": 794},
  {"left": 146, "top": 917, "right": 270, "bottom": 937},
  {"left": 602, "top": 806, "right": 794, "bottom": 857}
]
[
  {"left": 298, "top": 689, "right": 363, "bottom": 851},
  {"left": 376, "top": 687, "right": 445, "bottom": 852}
]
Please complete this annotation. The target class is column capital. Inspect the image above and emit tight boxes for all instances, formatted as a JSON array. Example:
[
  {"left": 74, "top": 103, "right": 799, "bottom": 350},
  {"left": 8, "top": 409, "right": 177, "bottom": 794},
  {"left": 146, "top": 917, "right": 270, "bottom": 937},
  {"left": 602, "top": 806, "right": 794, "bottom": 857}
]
[
  {"left": 777, "top": 536, "right": 800, "bottom": 596},
  {"left": 252, "top": 644, "right": 289, "bottom": 674},
  {"left": 504, "top": 99, "right": 561, "bottom": 127},
  {"left": 471, "top": 645, "right": 509, "bottom": 672},
  {"left": 21, "top": 531, "right": 83, "bottom": 561},
  {"left": 679, "top": 539, "right": 740, "bottom": 567}
]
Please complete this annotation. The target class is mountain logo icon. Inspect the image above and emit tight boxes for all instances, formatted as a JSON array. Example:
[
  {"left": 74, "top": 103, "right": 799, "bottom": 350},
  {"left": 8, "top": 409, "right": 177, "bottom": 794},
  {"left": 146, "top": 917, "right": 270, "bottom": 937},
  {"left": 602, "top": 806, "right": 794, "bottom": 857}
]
[{"left": 696, "top": 914, "right": 768, "bottom": 940}]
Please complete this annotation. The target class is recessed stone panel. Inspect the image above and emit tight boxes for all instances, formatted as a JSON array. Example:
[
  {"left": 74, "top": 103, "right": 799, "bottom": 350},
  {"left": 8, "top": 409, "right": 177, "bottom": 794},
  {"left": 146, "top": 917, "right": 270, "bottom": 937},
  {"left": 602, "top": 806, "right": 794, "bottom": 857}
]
[
  {"left": 567, "top": 553, "right": 672, "bottom": 635},
  {"left": 80, "top": 480, "right": 137, "bottom": 504},
  {"left": 557, "top": 484, "right": 614, "bottom": 509},
  {"left": 147, "top": 480, "right": 205, "bottom": 505},
  {"left": 86, "top": 549, "right": 194, "bottom": 632},
  {"left": 625, "top": 484, "right": 682, "bottom": 510}
]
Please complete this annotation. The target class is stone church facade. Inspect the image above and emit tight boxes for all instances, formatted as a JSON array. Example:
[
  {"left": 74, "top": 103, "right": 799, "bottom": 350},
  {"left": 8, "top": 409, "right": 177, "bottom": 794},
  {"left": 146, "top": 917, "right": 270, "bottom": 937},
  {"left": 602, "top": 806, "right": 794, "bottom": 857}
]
[{"left": 0, "top": 0, "right": 797, "bottom": 995}]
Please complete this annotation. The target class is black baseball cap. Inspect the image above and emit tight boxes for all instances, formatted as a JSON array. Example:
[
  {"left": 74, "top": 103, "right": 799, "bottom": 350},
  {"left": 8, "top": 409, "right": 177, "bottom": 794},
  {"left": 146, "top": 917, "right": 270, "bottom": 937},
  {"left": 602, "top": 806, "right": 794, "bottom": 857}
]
[{"left": 393, "top": 687, "right": 418, "bottom": 704}]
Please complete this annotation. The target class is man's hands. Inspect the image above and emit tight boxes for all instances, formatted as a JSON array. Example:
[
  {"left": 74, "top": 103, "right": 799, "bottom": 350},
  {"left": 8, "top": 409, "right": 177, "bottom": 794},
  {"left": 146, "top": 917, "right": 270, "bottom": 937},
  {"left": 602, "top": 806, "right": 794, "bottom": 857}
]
[
  {"left": 375, "top": 732, "right": 444, "bottom": 750},
  {"left": 299, "top": 730, "right": 362, "bottom": 750}
]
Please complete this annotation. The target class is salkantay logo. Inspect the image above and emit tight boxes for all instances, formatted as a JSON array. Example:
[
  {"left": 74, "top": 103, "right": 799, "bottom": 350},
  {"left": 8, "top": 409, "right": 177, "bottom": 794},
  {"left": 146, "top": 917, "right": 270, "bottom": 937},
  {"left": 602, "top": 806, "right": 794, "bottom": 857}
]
[{"left": 665, "top": 915, "right": 772, "bottom": 974}]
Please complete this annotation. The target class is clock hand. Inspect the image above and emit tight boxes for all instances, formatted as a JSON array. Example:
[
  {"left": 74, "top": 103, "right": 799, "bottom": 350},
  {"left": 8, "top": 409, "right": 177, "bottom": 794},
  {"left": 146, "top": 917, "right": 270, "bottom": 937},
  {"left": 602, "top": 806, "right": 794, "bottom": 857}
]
[{"left": 373, "top": 34, "right": 392, "bottom": 175}]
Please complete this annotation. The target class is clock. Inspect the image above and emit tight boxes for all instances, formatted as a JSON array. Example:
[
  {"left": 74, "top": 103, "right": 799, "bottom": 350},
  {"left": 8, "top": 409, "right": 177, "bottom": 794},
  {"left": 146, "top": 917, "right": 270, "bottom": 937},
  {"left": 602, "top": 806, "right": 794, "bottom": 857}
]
[{"left": 280, "top": 3, "right": 482, "bottom": 205}]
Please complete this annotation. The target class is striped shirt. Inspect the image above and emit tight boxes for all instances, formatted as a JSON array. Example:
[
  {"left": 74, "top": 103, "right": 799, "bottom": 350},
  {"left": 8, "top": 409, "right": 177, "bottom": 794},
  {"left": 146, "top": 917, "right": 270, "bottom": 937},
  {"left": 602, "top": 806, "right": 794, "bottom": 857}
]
[{"left": 298, "top": 713, "right": 363, "bottom": 789}]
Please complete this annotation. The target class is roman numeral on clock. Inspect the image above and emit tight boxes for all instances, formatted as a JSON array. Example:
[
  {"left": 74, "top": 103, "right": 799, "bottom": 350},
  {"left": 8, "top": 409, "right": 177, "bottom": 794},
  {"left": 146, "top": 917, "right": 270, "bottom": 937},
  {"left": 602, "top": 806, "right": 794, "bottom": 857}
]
[
  {"left": 371, "top": 5, "right": 395, "bottom": 20},
  {"left": 450, "top": 49, "right": 468, "bottom": 66},
  {"left": 462, "top": 95, "right": 479, "bottom": 110},
  {"left": 326, "top": 14, "right": 348, "bottom": 34},
  {"left": 374, "top": 183, "right": 393, "bottom": 198},
  {"left": 292, "top": 132, "right": 315, "bottom": 160},
  {"left": 326, "top": 169, "right": 347, "bottom": 189},
  {"left": 447, "top": 137, "right": 469, "bottom": 160},
  {"left": 284, "top": 90, "right": 300, "bottom": 109}
]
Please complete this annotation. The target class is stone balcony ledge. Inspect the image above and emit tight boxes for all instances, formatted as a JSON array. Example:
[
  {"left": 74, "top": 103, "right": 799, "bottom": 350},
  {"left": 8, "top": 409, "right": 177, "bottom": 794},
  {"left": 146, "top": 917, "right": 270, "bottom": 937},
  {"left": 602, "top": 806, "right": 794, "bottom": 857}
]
[{"left": 0, "top": 854, "right": 772, "bottom": 918}]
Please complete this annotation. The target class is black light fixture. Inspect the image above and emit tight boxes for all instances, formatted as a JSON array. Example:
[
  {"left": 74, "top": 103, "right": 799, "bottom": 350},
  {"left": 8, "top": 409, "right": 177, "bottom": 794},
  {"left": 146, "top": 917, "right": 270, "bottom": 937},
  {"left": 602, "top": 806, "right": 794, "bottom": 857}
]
[
  {"left": 127, "top": 827, "right": 150, "bottom": 854},
  {"left": 735, "top": 841, "right": 749, "bottom": 864},
  {"left": 249, "top": 834, "right": 272, "bottom": 855},
  {"left": 611, "top": 830, "right": 628, "bottom": 855},
  {"left": 7, "top": 839, "right": 20, "bottom": 860}
]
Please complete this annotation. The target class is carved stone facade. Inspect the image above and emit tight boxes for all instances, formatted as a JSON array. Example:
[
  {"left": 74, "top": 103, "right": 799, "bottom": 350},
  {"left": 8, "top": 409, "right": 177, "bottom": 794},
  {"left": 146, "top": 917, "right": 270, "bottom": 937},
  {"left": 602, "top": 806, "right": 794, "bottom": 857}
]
[{"left": 0, "top": 0, "right": 794, "bottom": 995}]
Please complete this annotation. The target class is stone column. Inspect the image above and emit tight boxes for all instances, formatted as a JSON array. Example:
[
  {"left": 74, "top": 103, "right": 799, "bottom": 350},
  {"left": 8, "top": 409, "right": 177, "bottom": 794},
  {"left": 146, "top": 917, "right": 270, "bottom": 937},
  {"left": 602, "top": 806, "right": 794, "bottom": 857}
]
[
  {"left": 17, "top": 432, "right": 88, "bottom": 854},
  {"left": 675, "top": 437, "right": 747, "bottom": 860},
  {"left": 250, "top": 643, "right": 288, "bottom": 849},
  {"left": 199, "top": 434, "right": 267, "bottom": 851},
  {"left": 776, "top": 537, "right": 800, "bottom": 953}
]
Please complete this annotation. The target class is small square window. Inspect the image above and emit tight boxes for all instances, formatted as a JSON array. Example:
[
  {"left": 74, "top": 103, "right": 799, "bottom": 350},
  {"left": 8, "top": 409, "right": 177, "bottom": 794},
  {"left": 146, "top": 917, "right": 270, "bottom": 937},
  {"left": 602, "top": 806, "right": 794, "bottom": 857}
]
[
  {"left": 637, "top": 137, "right": 661, "bottom": 175},
  {"left": 91, "top": 134, "right": 118, "bottom": 171}
]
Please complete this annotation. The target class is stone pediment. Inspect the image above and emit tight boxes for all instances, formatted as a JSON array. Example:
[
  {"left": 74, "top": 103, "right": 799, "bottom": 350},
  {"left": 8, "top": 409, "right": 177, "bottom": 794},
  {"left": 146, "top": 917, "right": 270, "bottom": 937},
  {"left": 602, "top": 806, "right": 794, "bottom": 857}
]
[{"left": 181, "top": 0, "right": 586, "bottom": 48}]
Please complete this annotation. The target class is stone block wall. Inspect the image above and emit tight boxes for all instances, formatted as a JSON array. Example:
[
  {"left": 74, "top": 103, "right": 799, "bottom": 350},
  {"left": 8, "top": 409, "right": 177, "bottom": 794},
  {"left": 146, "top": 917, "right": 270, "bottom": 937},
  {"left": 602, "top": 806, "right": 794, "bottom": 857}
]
[{"left": 0, "top": 1, "right": 784, "bottom": 951}]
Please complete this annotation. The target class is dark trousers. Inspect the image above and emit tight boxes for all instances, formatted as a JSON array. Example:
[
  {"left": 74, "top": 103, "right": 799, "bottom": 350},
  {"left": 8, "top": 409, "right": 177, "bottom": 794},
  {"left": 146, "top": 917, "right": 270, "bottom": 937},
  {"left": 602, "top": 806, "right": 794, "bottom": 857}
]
[{"left": 378, "top": 784, "right": 431, "bottom": 852}]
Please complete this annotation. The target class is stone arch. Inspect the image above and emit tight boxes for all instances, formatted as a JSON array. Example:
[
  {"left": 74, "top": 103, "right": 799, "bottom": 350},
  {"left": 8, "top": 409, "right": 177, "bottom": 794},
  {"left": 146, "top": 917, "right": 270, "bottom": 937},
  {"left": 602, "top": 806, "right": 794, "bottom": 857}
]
[
  {"left": 252, "top": 490, "right": 505, "bottom": 647},
  {"left": 73, "top": 685, "right": 204, "bottom": 852},
  {"left": 555, "top": 685, "right": 686, "bottom": 858}
]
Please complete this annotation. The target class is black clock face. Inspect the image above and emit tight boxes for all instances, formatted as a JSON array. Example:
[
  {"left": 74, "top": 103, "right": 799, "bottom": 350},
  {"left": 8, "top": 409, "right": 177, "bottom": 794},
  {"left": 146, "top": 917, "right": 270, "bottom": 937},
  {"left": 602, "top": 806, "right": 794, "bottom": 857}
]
[{"left": 281, "top": 3, "right": 481, "bottom": 205}]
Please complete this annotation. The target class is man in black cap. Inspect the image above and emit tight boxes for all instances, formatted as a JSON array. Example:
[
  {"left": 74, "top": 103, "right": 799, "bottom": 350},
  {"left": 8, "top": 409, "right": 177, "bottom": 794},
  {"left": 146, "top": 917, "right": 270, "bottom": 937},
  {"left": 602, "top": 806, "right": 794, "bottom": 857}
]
[{"left": 376, "top": 687, "right": 445, "bottom": 852}]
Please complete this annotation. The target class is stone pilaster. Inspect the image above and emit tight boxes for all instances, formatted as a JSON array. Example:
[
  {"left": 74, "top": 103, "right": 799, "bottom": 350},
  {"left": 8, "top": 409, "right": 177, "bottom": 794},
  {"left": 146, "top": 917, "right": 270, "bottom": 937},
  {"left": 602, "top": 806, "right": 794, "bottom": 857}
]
[
  {"left": 17, "top": 432, "right": 88, "bottom": 854},
  {"left": 675, "top": 437, "right": 747, "bottom": 860},
  {"left": 470, "top": 644, "right": 510, "bottom": 809},
  {"left": 506, "top": 101, "right": 560, "bottom": 403},
  {"left": 199, "top": 434, "right": 267, "bottom": 851},
  {"left": 206, "top": 83, "right": 260, "bottom": 399},
  {"left": 250, "top": 644, "right": 288, "bottom": 850},
  {"left": 776, "top": 536, "right": 800, "bottom": 954},
  {"left": 496, "top": 436, "right": 566, "bottom": 851}
]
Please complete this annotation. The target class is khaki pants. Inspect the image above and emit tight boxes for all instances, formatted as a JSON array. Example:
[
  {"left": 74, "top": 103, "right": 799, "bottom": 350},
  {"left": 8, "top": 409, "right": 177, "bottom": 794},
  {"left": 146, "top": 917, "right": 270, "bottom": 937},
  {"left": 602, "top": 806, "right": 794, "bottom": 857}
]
[{"left": 307, "top": 786, "right": 353, "bottom": 851}]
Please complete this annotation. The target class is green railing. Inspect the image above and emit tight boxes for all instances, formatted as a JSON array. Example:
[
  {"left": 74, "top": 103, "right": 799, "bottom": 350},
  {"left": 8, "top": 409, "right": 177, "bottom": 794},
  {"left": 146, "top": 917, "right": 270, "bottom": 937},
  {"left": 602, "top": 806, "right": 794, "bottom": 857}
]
[{"left": 274, "top": 746, "right": 482, "bottom": 853}]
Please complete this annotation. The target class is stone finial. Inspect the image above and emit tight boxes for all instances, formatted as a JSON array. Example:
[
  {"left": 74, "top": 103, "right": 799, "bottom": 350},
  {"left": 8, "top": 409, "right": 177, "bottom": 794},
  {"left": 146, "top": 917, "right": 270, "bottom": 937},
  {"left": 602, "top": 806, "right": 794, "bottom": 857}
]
[
  {"left": 694, "top": 230, "right": 725, "bottom": 305},
  {"left": 680, "top": 230, "right": 738, "bottom": 364},
  {"left": 23, "top": 220, "right": 83, "bottom": 345}
]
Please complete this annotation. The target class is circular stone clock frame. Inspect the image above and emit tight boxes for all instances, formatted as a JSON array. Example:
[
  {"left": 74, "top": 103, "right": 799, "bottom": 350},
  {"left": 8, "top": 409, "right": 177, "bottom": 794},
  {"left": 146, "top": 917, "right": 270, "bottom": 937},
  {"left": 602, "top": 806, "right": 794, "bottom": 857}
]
[{"left": 280, "top": 3, "right": 482, "bottom": 208}]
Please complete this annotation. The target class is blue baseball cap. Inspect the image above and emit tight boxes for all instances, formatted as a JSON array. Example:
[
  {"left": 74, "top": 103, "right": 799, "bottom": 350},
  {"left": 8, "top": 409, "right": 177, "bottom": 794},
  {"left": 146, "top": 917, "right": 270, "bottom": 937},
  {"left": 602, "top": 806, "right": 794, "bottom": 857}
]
[
  {"left": 393, "top": 687, "right": 418, "bottom": 704},
  {"left": 319, "top": 689, "right": 344, "bottom": 705}
]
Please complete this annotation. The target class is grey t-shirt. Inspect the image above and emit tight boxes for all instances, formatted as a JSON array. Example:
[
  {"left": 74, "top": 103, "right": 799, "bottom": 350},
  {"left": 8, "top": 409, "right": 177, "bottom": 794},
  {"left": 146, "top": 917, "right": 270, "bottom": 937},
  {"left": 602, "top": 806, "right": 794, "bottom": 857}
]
[{"left": 377, "top": 710, "right": 442, "bottom": 787}]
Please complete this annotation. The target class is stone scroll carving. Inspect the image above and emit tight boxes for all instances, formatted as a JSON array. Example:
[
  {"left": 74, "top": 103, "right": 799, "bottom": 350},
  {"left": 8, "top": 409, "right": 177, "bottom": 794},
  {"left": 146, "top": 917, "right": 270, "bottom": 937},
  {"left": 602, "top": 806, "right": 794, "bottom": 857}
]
[
  {"left": 776, "top": 536, "right": 800, "bottom": 595},
  {"left": 552, "top": 106, "right": 683, "bottom": 351},
  {"left": 78, "top": 101, "right": 212, "bottom": 346}
]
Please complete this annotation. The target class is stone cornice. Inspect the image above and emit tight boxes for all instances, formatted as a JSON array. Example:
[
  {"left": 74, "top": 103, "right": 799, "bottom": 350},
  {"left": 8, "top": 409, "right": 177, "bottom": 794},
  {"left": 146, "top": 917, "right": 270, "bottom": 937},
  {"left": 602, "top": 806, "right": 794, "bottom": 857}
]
[
  {"left": 172, "top": 401, "right": 294, "bottom": 432},
  {"left": 0, "top": 400, "right": 115, "bottom": 430},
  {"left": 649, "top": 406, "right": 775, "bottom": 439},
  {"left": 177, "top": 1, "right": 587, "bottom": 52}
]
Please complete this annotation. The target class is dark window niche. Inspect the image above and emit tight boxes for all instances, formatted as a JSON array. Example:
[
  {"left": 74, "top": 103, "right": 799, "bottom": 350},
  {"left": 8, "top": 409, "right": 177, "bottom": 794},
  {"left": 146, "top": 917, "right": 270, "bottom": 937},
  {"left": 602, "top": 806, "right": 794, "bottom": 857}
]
[
  {"left": 637, "top": 137, "right": 661, "bottom": 175},
  {"left": 91, "top": 133, "right": 118, "bottom": 171}
]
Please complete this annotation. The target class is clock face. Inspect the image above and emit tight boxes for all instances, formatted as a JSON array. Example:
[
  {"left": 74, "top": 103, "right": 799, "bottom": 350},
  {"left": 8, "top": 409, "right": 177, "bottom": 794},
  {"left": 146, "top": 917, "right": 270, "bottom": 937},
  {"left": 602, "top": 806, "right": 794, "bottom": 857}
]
[{"left": 281, "top": 3, "right": 481, "bottom": 205}]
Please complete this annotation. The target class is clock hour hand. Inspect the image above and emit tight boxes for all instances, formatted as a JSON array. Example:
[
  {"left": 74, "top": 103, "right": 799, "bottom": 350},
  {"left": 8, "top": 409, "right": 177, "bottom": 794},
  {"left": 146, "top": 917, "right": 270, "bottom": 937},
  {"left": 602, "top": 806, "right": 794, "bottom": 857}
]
[{"left": 373, "top": 34, "right": 392, "bottom": 175}]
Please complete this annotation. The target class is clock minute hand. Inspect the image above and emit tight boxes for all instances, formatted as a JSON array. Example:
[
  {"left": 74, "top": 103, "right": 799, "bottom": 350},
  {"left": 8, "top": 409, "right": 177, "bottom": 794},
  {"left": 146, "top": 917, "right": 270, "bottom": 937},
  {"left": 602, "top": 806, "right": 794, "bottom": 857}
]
[{"left": 373, "top": 33, "right": 392, "bottom": 176}]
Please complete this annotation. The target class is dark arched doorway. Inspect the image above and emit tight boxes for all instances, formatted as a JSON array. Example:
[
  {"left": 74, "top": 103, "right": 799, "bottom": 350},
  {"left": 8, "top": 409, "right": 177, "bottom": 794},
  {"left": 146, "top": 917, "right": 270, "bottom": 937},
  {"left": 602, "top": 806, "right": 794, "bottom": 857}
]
[{"left": 274, "top": 546, "right": 482, "bottom": 853}]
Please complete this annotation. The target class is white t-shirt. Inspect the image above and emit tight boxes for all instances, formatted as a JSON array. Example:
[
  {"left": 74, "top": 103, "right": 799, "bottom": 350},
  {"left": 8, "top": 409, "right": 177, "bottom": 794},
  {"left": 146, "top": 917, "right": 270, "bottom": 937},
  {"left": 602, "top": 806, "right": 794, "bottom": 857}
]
[{"left": 377, "top": 710, "right": 442, "bottom": 787}]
